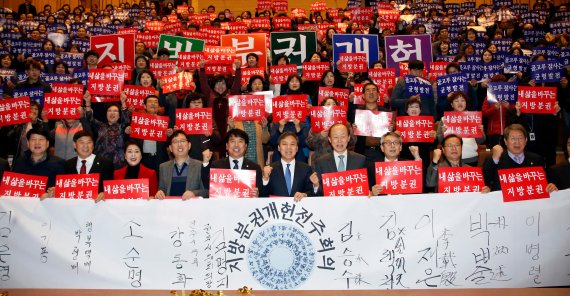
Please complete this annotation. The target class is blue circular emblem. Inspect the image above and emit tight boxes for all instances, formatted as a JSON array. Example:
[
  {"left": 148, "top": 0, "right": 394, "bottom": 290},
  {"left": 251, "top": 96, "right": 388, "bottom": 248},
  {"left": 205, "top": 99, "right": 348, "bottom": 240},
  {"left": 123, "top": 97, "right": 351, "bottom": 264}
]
[{"left": 247, "top": 224, "right": 315, "bottom": 289}]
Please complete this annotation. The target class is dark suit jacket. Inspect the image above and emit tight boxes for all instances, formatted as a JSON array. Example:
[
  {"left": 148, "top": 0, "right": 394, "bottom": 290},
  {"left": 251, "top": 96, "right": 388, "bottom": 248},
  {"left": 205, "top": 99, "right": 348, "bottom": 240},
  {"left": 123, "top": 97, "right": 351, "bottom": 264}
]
[
  {"left": 65, "top": 155, "right": 115, "bottom": 192},
  {"left": 314, "top": 151, "right": 366, "bottom": 195},
  {"left": 483, "top": 151, "right": 545, "bottom": 191},
  {"left": 0, "top": 158, "right": 10, "bottom": 181},
  {"left": 207, "top": 157, "right": 264, "bottom": 193},
  {"left": 158, "top": 158, "right": 208, "bottom": 198},
  {"left": 263, "top": 161, "right": 315, "bottom": 197},
  {"left": 549, "top": 162, "right": 570, "bottom": 190},
  {"left": 114, "top": 164, "right": 158, "bottom": 196}
]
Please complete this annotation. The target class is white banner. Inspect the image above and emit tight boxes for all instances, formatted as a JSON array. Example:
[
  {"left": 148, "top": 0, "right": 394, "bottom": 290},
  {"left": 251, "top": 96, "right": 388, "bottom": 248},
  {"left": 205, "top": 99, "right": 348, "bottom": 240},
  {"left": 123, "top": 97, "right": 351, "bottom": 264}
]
[{"left": 1, "top": 191, "right": 570, "bottom": 290}]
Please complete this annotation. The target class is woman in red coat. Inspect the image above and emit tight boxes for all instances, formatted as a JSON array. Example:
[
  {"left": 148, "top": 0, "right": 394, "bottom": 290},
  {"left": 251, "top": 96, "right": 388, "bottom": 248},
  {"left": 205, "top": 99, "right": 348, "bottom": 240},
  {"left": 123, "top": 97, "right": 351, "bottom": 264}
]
[{"left": 113, "top": 141, "right": 158, "bottom": 197}]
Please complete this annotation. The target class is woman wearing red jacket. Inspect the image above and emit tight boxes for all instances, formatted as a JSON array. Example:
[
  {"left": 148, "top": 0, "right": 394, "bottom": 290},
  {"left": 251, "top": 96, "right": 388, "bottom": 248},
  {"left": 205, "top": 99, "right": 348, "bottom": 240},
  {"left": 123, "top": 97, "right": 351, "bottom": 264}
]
[
  {"left": 113, "top": 141, "right": 158, "bottom": 197},
  {"left": 482, "top": 75, "right": 517, "bottom": 147}
]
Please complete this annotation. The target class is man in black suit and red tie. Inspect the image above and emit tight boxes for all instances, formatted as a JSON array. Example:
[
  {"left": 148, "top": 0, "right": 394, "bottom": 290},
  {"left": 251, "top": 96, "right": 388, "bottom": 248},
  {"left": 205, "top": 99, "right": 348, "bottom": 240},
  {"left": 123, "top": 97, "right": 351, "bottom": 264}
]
[
  {"left": 314, "top": 123, "right": 366, "bottom": 196},
  {"left": 262, "top": 132, "right": 319, "bottom": 201},
  {"left": 483, "top": 124, "right": 558, "bottom": 192},
  {"left": 65, "top": 131, "right": 114, "bottom": 200},
  {"left": 203, "top": 129, "right": 263, "bottom": 197}
]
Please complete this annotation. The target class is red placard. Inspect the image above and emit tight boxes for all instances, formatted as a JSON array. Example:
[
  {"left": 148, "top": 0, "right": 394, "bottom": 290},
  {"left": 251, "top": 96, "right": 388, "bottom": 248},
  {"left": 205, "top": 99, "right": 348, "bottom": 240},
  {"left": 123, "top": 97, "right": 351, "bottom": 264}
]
[
  {"left": 44, "top": 93, "right": 82, "bottom": 119},
  {"left": 377, "top": 9, "right": 400, "bottom": 22},
  {"left": 103, "top": 179, "right": 150, "bottom": 199},
  {"left": 182, "top": 30, "right": 207, "bottom": 40},
  {"left": 322, "top": 168, "right": 369, "bottom": 197},
  {"left": 0, "top": 97, "right": 30, "bottom": 127},
  {"left": 353, "top": 109, "right": 393, "bottom": 137},
  {"left": 273, "top": 0, "right": 289, "bottom": 12},
  {"left": 272, "top": 95, "right": 308, "bottom": 122},
  {"left": 351, "top": 7, "right": 374, "bottom": 23},
  {"left": 429, "top": 61, "right": 450, "bottom": 80},
  {"left": 209, "top": 168, "right": 256, "bottom": 198},
  {"left": 438, "top": 167, "right": 485, "bottom": 193},
  {"left": 130, "top": 112, "right": 169, "bottom": 141},
  {"left": 498, "top": 167, "right": 550, "bottom": 202},
  {"left": 164, "top": 22, "right": 182, "bottom": 34},
  {"left": 221, "top": 34, "right": 268, "bottom": 71},
  {"left": 204, "top": 64, "right": 233, "bottom": 75},
  {"left": 175, "top": 108, "right": 213, "bottom": 135},
  {"left": 150, "top": 60, "right": 177, "bottom": 78},
  {"left": 167, "top": 14, "right": 178, "bottom": 22},
  {"left": 310, "top": 106, "right": 347, "bottom": 132},
  {"left": 378, "top": 21, "right": 396, "bottom": 31},
  {"left": 241, "top": 67, "right": 265, "bottom": 86},
  {"left": 338, "top": 53, "right": 368, "bottom": 73},
  {"left": 51, "top": 83, "right": 84, "bottom": 95},
  {"left": 110, "top": 62, "right": 132, "bottom": 81},
  {"left": 396, "top": 116, "right": 434, "bottom": 143},
  {"left": 204, "top": 46, "right": 236, "bottom": 64},
  {"left": 54, "top": 174, "right": 100, "bottom": 199},
  {"left": 145, "top": 20, "right": 165, "bottom": 32},
  {"left": 251, "top": 18, "right": 271, "bottom": 30},
  {"left": 302, "top": 62, "right": 330, "bottom": 81},
  {"left": 290, "top": 8, "right": 307, "bottom": 18},
  {"left": 136, "top": 32, "right": 160, "bottom": 49},
  {"left": 517, "top": 86, "right": 557, "bottom": 114},
  {"left": 162, "top": 72, "right": 196, "bottom": 94},
  {"left": 352, "top": 84, "right": 387, "bottom": 106},
  {"left": 368, "top": 68, "right": 396, "bottom": 87},
  {"left": 273, "top": 17, "right": 292, "bottom": 29},
  {"left": 317, "top": 87, "right": 349, "bottom": 108},
  {"left": 176, "top": 5, "right": 188, "bottom": 14},
  {"left": 270, "top": 64, "right": 297, "bottom": 84},
  {"left": 87, "top": 69, "right": 125, "bottom": 96},
  {"left": 377, "top": 3, "right": 395, "bottom": 10},
  {"left": 257, "top": 0, "right": 272, "bottom": 10},
  {"left": 228, "top": 22, "right": 248, "bottom": 34},
  {"left": 123, "top": 85, "right": 156, "bottom": 110},
  {"left": 327, "top": 8, "right": 339, "bottom": 17},
  {"left": 178, "top": 52, "right": 204, "bottom": 70},
  {"left": 375, "top": 160, "right": 423, "bottom": 194},
  {"left": 297, "top": 24, "right": 318, "bottom": 32},
  {"left": 118, "top": 28, "right": 138, "bottom": 34},
  {"left": 0, "top": 172, "right": 47, "bottom": 198},
  {"left": 90, "top": 33, "right": 135, "bottom": 69},
  {"left": 311, "top": 1, "right": 327, "bottom": 12},
  {"left": 442, "top": 111, "right": 483, "bottom": 138},
  {"left": 228, "top": 95, "right": 265, "bottom": 121}
]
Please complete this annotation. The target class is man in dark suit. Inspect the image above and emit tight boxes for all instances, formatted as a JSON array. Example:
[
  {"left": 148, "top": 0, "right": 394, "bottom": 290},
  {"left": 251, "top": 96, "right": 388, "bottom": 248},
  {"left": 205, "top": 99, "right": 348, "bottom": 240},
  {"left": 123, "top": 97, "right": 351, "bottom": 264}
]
[
  {"left": 548, "top": 136, "right": 570, "bottom": 190},
  {"left": 203, "top": 129, "right": 263, "bottom": 197},
  {"left": 18, "top": 0, "right": 37, "bottom": 17},
  {"left": 483, "top": 124, "right": 558, "bottom": 192},
  {"left": 262, "top": 132, "right": 319, "bottom": 200},
  {"left": 314, "top": 123, "right": 366, "bottom": 196},
  {"left": 155, "top": 130, "right": 208, "bottom": 199},
  {"left": 65, "top": 131, "right": 114, "bottom": 199}
]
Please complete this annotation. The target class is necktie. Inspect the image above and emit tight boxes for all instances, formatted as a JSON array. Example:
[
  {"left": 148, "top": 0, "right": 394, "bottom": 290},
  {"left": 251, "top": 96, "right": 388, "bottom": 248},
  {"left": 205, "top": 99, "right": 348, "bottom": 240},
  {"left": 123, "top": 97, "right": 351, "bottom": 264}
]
[
  {"left": 80, "top": 160, "right": 87, "bottom": 174},
  {"left": 233, "top": 159, "right": 239, "bottom": 169},
  {"left": 338, "top": 155, "right": 345, "bottom": 172},
  {"left": 514, "top": 155, "right": 523, "bottom": 165},
  {"left": 285, "top": 163, "right": 292, "bottom": 196}
]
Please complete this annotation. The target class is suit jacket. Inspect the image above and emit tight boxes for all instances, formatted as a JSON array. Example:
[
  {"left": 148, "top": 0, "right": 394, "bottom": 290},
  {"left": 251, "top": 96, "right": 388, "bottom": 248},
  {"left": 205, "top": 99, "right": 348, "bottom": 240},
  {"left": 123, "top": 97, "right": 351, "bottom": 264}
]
[
  {"left": 483, "top": 151, "right": 545, "bottom": 191},
  {"left": 65, "top": 155, "right": 115, "bottom": 192},
  {"left": 549, "top": 162, "right": 570, "bottom": 190},
  {"left": 263, "top": 161, "right": 315, "bottom": 197},
  {"left": 158, "top": 158, "right": 208, "bottom": 198},
  {"left": 425, "top": 160, "right": 470, "bottom": 192},
  {"left": 114, "top": 164, "right": 158, "bottom": 196},
  {"left": 208, "top": 157, "right": 264, "bottom": 192},
  {"left": 314, "top": 151, "right": 366, "bottom": 195}
]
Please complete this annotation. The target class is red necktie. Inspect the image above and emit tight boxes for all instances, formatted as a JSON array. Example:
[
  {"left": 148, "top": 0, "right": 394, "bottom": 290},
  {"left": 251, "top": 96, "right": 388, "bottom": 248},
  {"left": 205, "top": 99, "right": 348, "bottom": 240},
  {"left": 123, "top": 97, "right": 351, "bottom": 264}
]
[{"left": 80, "top": 160, "right": 87, "bottom": 174}]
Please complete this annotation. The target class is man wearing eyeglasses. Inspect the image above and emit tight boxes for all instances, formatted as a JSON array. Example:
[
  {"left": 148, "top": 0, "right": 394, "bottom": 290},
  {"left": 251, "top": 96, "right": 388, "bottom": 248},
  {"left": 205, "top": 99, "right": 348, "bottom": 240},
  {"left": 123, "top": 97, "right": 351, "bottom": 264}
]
[
  {"left": 369, "top": 132, "right": 421, "bottom": 195},
  {"left": 155, "top": 130, "right": 208, "bottom": 199},
  {"left": 426, "top": 134, "right": 491, "bottom": 193},
  {"left": 483, "top": 124, "right": 558, "bottom": 192}
]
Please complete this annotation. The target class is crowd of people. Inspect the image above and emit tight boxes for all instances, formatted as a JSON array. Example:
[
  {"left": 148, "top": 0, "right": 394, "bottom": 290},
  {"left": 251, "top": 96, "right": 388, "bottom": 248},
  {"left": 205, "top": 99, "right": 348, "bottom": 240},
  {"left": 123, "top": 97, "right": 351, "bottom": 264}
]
[{"left": 0, "top": 0, "right": 569, "bottom": 199}]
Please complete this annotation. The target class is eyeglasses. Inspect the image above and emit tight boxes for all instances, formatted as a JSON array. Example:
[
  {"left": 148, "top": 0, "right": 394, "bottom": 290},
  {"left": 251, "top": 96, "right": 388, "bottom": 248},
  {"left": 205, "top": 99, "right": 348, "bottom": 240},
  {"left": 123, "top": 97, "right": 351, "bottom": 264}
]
[
  {"left": 171, "top": 139, "right": 188, "bottom": 145},
  {"left": 444, "top": 144, "right": 462, "bottom": 149},
  {"left": 382, "top": 141, "right": 401, "bottom": 147},
  {"left": 507, "top": 137, "right": 525, "bottom": 142}
]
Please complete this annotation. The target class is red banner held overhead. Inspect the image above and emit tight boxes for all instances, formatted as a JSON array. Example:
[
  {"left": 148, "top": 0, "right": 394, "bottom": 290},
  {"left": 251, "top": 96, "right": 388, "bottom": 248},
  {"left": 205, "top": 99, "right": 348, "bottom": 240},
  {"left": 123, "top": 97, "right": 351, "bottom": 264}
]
[
  {"left": 375, "top": 161, "right": 423, "bottom": 194},
  {"left": 317, "top": 87, "right": 349, "bottom": 108},
  {"left": 103, "top": 179, "right": 150, "bottom": 199},
  {"left": 178, "top": 52, "right": 204, "bottom": 71},
  {"left": 0, "top": 172, "right": 47, "bottom": 198},
  {"left": 228, "top": 95, "right": 265, "bottom": 121},
  {"left": 150, "top": 60, "right": 177, "bottom": 78},
  {"left": 205, "top": 64, "right": 233, "bottom": 75},
  {"left": 209, "top": 168, "right": 256, "bottom": 198},
  {"left": 353, "top": 109, "right": 393, "bottom": 137},
  {"left": 54, "top": 174, "right": 100, "bottom": 199},
  {"left": 204, "top": 46, "right": 236, "bottom": 64},
  {"left": 130, "top": 112, "right": 169, "bottom": 141},
  {"left": 310, "top": 2, "right": 327, "bottom": 12},
  {"left": 273, "top": 0, "right": 288, "bottom": 12},
  {"left": 44, "top": 93, "right": 82, "bottom": 119},
  {"left": 338, "top": 53, "right": 368, "bottom": 73},
  {"left": 162, "top": 72, "right": 195, "bottom": 94},
  {"left": 90, "top": 33, "right": 135, "bottom": 69},
  {"left": 368, "top": 68, "right": 396, "bottom": 88},
  {"left": 429, "top": 62, "right": 450, "bottom": 80},
  {"left": 136, "top": 32, "right": 160, "bottom": 49},
  {"left": 322, "top": 168, "right": 370, "bottom": 197},
  {"left": 302, "top": 62, "right": 330, "bottom": 81},
  {"left": 123, "top": 85, "right": 156, "bottom": 110},
  {"left": 396, "top": 116, "right": 434, "bottom": 143},
  {"left": 438, "top": 167, "right": 486, "bottom": 193},
  {"left": 272, "top": 95, "right": 308, "bottom": 122},
  {"left": 442, "top": 111, "right": 483, "bottom": 138},
  {"left": 175, "top": 108, "right": 213, "bottom": 135},
  {"left": 0, "top": 97, "right": 30, "bottom": 127},
  {"left": 310, "top": 106, "right": 347, "bottom": 133},
  {"left": 270, "top": 64, "right": 297, "bottom": 84},
  {"left": 498, "top": 167, "right": 550, "bottom": 202},
  {"left": 87, "top": 69, "right": 125, "bottom": 96},
  {"left": 241, "top": 68, "right": 265, "bottom": 86},
  {"left": 517, "top": 86, "right": 558, "bottom": 114}
]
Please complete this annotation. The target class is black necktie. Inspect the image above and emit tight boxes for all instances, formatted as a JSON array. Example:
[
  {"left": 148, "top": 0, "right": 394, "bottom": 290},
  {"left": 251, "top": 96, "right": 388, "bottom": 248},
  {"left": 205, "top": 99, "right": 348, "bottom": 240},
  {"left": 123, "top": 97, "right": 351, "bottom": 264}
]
[{"left": 233, "top": 159, "right": 239, "bottom": 169}]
